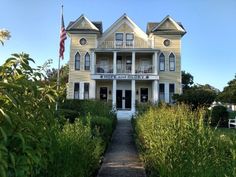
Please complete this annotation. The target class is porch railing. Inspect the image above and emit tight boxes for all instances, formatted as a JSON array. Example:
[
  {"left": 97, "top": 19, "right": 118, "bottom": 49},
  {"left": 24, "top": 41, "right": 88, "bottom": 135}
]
[
  {"left": 95, "top": 64, "right": 154, "bottom": 74},
  {"left": 98, "top": 40, "right": 153, "bottom": 49}
]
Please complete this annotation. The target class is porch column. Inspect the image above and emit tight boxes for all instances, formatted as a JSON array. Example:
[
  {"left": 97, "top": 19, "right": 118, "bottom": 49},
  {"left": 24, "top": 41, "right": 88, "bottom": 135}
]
[
  {"left": 154, "top": 51, "right": 158, "bottom": 74},
  {"left": 131, "top": 80, "right": 136, "bottom": 113},
  {"left": 152, "top": 80, "right": 159, "bottom": 103},
  {"left": 112, "top": 80, "right": 117, "bottom": 110},
  {"left": 165, "top": 83, "right": 169, "bottom": 103},
  {"left": 113, "top": 51, "right": 117, "bottom": 74},
  {"left": 91, "top": 51, "right": 95, "bottom": 74},
  {"left": 89, "top": 80, "right": 96, "bottom": 99},
  {"left": 132, "top": 51, "right": 135, "bottom": 74},
  {"left": 80, "top": 82, "right": 84, "bottom": 100}
]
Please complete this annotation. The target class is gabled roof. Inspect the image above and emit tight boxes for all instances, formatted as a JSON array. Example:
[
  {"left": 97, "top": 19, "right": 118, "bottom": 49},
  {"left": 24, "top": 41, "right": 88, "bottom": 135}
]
[
  {"left": 147, "top": 15, "right": 186, "bottom": 36},
  {"left": 66, "top": 14, "right": 102, "bottom": 33},
  {"left": 99, "top": 13, "right": 148, "bottom": 42}
]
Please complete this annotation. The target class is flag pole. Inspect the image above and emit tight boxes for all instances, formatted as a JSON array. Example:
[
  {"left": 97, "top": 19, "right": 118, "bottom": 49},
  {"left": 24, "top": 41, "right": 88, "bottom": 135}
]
[{"left": 56, "top": 5, "right": 64, "bottom": 111}]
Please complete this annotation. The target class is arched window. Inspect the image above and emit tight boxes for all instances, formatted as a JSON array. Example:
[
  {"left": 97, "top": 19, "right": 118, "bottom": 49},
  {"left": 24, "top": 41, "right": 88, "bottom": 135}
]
[
  {"left": 75, "top": 52, "right": 80, "bottom": 70},
  {"left": 159, "top": 53, "right": 165, "bottom": 71},
  {"left": 169, "top": 53, "right": 175, "bottom": 71},
  {"left": 84, "top": 53, "right": 90, "bottom": 70}
]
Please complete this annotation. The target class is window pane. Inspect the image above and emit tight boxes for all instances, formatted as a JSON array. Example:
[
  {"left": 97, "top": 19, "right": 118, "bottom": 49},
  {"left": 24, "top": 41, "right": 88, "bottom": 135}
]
[
  {"left": 84, "top": 83, "right": 89, "bottom": 99},
  {"left": 169, "top": 53, "right": 175, "bottom": 71},
  {"left": 74, "top": 83, "right": 80, "bottom": 99},
  {"left": 159, "top": 84, "right": 165, "bottom": 102},
  {"left": 159, "top": 53, "right": 165, "bottom": 71},
  {"left": 115, "top": 33, "right": 123, "bottom": 41},
  {"left": 126, "top": 33, "right": 134, "bottom": 41},
  {"left": 85, "top": 53, "right": 90, "bottom": 70},
  {"left": 75, "top": 52, "right": 80, "bottom": 70},
  {"left": 140, "top": 88, "right": 148, "bottom": 102},
  {"left": 169, "top": 84, "right": 175, "bottom": 103}
]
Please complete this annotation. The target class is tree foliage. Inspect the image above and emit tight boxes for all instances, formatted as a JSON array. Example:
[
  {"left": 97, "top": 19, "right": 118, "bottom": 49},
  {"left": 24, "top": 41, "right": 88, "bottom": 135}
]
[
  {"left": 0, "top": 29, "right": 11, "bottom": 46},
  {"left": 174, "top": 84, "right": 217, "bottom": 109},
  {"left": 217, "top": 75, "right": 236, "bottom": 104},
  {"left": 182, "top": 70, "right": 194, "bottom": 92}
]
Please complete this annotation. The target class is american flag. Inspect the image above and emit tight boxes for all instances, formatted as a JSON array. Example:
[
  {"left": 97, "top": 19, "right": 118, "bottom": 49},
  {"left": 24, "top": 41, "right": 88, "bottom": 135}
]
[{"left": 59, "top": 9, "right": 67, "bottom": 59}]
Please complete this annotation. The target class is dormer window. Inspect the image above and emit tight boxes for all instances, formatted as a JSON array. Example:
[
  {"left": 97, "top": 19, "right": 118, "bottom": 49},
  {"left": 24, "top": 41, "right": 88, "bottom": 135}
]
[
  {"left": 126, "top": 33, "right": 134, "bottom": 46},
  {"left": 115, "top": 33, "right": 123, "bottom": 47}
]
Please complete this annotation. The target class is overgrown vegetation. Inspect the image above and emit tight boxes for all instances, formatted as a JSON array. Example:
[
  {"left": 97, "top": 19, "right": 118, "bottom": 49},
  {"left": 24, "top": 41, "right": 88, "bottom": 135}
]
[
  {"left": 0, "top": 53, "right": 116, "bottom": 177},
  {"left": 134, "top": 104, "right": 236, "bottom": 177}
]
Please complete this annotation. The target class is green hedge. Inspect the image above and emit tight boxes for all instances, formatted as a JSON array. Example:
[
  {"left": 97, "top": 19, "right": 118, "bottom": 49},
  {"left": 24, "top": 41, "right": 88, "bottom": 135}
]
[{"left": 134, "top": 104, "right": 236, "bottom": 177}]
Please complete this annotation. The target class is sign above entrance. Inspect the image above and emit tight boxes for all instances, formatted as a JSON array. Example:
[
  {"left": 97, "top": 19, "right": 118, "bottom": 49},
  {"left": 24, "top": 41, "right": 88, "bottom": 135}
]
[{"left": 91, "top": 74, "right": 159, "bottom": 80}]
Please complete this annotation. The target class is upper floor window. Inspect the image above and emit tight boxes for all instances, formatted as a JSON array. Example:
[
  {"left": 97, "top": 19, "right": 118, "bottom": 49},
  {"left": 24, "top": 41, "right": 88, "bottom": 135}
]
[
  {"left": 169, "top": 53, "right": 175, "bottom": 71},
  {"left": 126, "top": 33, "right": 134, "bottom": 47},
  {"left": 159, "top": 53, "right": 165, "bottom": 71},
  {"left": 115, "top": 33, "right": 123, "bottom": 47},
  {"left": 85, "top": 53, "right": 90, "bottom": 70},
  {"left": 75, "top": 52, "right": 80, "bottom": 70},
  {"left": 74, "top": 83, "right": 80, "bottom": 99}
]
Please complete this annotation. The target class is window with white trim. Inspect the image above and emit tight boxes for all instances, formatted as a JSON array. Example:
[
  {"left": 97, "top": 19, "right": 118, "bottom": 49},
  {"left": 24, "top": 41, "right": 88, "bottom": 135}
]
[
  {"left": 74, "top": 83, "right": 80, "bottom": 99},
  {"left": 159, "top": 83, "right": 165, "bottom": 102},
  {"left": 126, "top": 33, "right": 134, "bottom": 47},
  {"left": 169, "top": 83, "right": 175, "bottom": 103},
  {"left": 84, "top": 83, "right": 89, "bottom": 99},
  {"left": 75, "top": 52, "right": 80, "bottom": 70},
  {"left": 159, "top": 53, "right": 165, "bottom": 71},
  {"left": 169, "top": 53, "right": 175, "bottom": 71},
  {"left": 84, "top": 53, "right": 90, "bottom": 70},
  {"left": 115, "top": 33, "right": 123, "bottom": 47}
]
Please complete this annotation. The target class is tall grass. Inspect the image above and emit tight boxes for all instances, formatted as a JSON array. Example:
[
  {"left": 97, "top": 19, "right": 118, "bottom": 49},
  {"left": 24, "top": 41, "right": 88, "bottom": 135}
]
[{"left": 134, "top": 104, "right": 236, "bottom": 177}]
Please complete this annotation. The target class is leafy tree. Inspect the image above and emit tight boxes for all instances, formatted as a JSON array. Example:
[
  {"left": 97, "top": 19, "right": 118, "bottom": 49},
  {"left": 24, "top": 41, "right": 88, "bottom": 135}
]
[
  {"left": 0, "top": 29, "right": 11, "bottom": 45},
  {"left": 174, "top": 84, "right": 217, "bottom": 109},
  {"left": 182, "top": 70, "right": 194, "bottom": 92},
  {"left": 217, "top": 75, "right": 236, "bottom": 104},
  {"left": 210, "top": 105, "right": 229, "bottom": 127}
]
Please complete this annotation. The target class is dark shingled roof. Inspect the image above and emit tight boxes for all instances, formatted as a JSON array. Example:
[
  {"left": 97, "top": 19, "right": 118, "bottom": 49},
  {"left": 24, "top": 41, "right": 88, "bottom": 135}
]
[
  {"left": 146, "top": 22, "right": 185, "bottom": 35},
  {"left": 66, "top": 21, "right": 103, "bottom": 33}
]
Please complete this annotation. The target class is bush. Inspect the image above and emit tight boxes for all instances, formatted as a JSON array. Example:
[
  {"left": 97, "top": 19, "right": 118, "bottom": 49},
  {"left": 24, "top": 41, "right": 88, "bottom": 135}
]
[
  {"left": 211, "top": 105, "right": 229, "bottom": 127},
  {"left": 49, "top": 119, "right": 104, "bottom": 177},
  {"left": 59, "top": 99, "right": 115, "bottom": 122},
  {"left": 134, "top": 104, "right": 236, "bottom": 177}
]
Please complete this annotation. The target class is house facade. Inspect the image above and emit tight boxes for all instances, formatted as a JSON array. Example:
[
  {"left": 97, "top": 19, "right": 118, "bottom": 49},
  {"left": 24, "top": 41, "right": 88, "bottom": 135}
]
[{"left": 66, "top": 14, "right": 186, "bottom": 116}]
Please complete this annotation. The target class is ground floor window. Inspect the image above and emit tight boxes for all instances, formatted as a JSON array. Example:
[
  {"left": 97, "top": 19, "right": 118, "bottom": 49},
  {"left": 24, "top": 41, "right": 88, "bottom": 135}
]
[
  {"left": 159, "top": 84, "right": 165, "bottom": 102},
  {"left": 84, "top": 83, "right": 89, "bottom": 99},
  {"left": 74, "top": 83, "right": 80, "bottom": 99},
  {"left": 100, "top": 87, "right": 107, "bottom": 101},
  {"left": 169, "top": 83, "right": 175, "bottom": 103},
  {"left": 140, "top": 88, "right": 148, "bottom": 102}
]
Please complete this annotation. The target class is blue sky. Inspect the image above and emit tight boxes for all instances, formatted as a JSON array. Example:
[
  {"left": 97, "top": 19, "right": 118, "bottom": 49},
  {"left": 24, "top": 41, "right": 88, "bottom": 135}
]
[{"left": 0, "top": 0, "right": 236, "bottom": 91}]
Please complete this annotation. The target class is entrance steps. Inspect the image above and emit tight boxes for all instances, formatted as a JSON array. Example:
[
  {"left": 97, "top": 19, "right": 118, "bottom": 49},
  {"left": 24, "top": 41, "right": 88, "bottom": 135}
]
[{"left": 117, "top": 110, "right": 134, "bottom": 119}]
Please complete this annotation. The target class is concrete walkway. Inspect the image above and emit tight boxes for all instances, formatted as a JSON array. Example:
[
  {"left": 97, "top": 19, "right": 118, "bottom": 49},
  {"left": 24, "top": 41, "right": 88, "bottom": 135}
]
[{"left": 96, "top": 119, "right": 146, "bottom": 177}]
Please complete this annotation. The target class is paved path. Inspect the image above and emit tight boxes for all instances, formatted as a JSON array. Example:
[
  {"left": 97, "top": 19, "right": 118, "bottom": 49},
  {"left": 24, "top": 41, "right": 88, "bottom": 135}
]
[{"left": 96, "top": 119, "right": 146, "bottom": 177}]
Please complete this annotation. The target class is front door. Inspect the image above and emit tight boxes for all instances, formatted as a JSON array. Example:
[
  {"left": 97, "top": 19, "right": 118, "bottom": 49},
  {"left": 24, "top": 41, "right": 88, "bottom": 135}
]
[
  {"left": 116, "top": 90, "right": 131, "bottom": 109},
  {"left": 125, "top": 90, "right": 131, "bottom": 109},
  {"left": 116, "top": 90, "right": 122, "bottom": 109}
]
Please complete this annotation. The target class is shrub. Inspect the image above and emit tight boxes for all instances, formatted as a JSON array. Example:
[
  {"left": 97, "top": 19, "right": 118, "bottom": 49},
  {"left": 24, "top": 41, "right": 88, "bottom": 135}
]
[
  {"left": 60, "top": 99, "right": 115, "bottom": 122},
  {"left": 49, "top": 119, "right": 104, "bottom": 177},
  {"left": 211, "top": 105, "right": 229, "bottom": 127},
  {"left": 134, "top": 104, "right": 236, "bottom": 177}
]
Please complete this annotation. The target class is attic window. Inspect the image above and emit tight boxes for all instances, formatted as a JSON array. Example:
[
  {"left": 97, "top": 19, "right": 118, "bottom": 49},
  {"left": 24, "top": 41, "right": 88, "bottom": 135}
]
[
  {"left": 126, "top": 33, "right": 134, "bottom": 47},
  {"left": 80, "top": 38, "right": 87, "bottom": 45},
  {"left": 115, "top": 33, "right": 123, "bottom": 47},
  {"left": 163, "top": 39, "right": 170, "bottom": 47}
]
